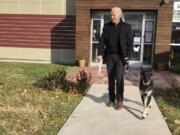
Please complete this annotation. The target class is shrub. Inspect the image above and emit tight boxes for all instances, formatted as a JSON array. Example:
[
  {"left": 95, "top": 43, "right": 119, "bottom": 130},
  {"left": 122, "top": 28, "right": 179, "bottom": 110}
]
[
  {"left": 35, "top": 68, "right": 73, "bottom": 91},
  {"left": 35, "top": 69, "right": 91, "bottom": 93},
  {"left": 173, "top": 53, "right": 180, "bottom": 64},
  {"left": 75, "top": 70, "right": 91, "bottom": 93},
  {"left": 170, "top": 52, "right": 180, "bottom": 66},
  {"left": 171, "top": 64, "right": 180, "bottom": 74}
]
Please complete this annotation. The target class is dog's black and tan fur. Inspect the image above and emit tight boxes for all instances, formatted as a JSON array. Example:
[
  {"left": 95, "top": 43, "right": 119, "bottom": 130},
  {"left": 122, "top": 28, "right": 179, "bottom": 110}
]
[{"left": 139, "top": 67, "right": 153, "bottom": 119}]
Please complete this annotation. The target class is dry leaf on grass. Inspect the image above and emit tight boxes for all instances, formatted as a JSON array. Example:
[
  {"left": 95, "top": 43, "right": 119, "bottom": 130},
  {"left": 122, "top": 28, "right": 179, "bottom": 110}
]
[{"left": 174, "top": 119, "right": 180, "bottom": 125}]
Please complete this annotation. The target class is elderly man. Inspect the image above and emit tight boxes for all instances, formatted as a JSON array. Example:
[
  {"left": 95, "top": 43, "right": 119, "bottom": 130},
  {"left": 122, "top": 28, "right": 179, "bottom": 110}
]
[{"left": 97, "top": 7, "right": 133, "bottom": 110}]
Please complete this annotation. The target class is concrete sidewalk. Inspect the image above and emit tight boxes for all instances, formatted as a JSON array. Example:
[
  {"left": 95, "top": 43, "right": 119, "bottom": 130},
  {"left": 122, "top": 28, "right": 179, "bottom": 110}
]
[{"left": 58, "top": 84, "right": 172, "bottom": 135}]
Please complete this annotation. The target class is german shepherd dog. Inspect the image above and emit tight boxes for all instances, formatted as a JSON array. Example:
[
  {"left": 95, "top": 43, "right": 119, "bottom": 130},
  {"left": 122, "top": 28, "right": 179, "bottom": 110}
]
[{"left": 139, "top": 67, "right": 153, "bottom": 119}]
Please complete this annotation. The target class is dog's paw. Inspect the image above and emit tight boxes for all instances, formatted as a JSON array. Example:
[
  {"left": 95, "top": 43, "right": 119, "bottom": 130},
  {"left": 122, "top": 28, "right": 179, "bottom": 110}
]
[
  {"left": 142, "top": 110, "right": 148, "bottom": 119},
  {"left": 142, "top": 115, "right": 147, "bottom": 119},
  {"left": 142, "top": 114, "right": 147, "bottom": 119},
  {"left": 148, "top": 103, "right": 152, "bottom": 108}
]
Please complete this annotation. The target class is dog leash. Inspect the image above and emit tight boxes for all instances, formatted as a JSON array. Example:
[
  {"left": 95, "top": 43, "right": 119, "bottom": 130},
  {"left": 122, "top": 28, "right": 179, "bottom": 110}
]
[
  {"left": 124, "top": 59, "right": 129, "bottom": 73},
  {"left": 98, "top": 59, "right": 103, "bottom": 73}
]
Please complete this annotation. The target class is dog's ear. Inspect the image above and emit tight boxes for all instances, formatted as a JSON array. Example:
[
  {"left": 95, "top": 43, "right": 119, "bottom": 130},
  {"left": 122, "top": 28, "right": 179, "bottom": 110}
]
[
  {"left": 141, "top": 66, "right": 145, "bottom": 72},
  {"left": 145, "top": 66, "right": 152, "bottom": 72},
  {"left": 149, "top": 66, "right": 153, "bottom": 76},
  {"left": 149, "top": 66, "right": 153, "bottom": 72}
]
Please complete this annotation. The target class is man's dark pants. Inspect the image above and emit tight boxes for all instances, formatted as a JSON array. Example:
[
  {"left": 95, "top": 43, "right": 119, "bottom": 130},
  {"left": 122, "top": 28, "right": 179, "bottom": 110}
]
[{"left": 106, "top": 54, "right": 124, "bottom": 103}]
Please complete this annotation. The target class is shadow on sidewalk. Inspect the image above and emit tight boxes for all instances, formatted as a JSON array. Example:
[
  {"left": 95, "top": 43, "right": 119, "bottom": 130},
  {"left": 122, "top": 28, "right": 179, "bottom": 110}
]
[
  {"left": 86, "top": 93, "right": 108, "bottom": 104},
  {"left": 86, "top": 93, "right": 143, "bottom": 119},
  {"left": 124, "top": 98, "right": 142, "bottom": 106},
  {"left": 123, "top": 105, "right": 142, "bottom": 119}
]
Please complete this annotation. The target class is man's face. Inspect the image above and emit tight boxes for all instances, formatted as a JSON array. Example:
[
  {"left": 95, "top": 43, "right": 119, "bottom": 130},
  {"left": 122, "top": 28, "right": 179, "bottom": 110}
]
[{"left": 111, "top": 10, "right": 121, "bottom": 24}]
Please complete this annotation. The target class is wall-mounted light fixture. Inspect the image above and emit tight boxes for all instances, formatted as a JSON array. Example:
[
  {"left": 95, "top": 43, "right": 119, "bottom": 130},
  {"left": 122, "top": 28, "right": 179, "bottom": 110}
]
[{"left": 160, "top": 0, "right": 168, "bottom": 6}]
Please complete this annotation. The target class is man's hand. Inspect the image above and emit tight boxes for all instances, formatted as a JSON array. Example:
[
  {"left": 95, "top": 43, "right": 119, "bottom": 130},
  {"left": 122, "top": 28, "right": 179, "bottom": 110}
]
[
  {"left": 125, "top": 57, "right": 128, "bottom": 61},
  {"left": 125, "top": 57, "right": 129, "bottom": 63},
  {"left": 97, "top": 55, "right": 102, "bottom": 61},
  {"left": 124, "top": 57, "right": 129, "bottom": 71}
]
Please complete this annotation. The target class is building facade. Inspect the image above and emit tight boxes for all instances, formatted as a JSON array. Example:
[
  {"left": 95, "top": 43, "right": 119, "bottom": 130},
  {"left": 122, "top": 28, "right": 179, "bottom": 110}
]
[
  {"left": 76, "top": 0, "right": 174, "bottom": 68},
  {"left": 0, "top": 0, "right": 178, "bottom": 69},
  {"left": 0, "top": 0, "right": 75, "bottom": 63}
]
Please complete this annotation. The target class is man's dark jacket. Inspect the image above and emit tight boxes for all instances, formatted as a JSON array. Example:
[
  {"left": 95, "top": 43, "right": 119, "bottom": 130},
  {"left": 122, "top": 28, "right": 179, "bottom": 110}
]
[{"left": 98, "top": 20, "right": 133, "bottom": 65}]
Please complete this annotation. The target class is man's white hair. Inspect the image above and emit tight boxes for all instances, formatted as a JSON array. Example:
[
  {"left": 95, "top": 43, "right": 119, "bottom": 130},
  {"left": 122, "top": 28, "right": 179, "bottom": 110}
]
[{"left": 111, "top": 7, "right": 122, "bottom": 17}]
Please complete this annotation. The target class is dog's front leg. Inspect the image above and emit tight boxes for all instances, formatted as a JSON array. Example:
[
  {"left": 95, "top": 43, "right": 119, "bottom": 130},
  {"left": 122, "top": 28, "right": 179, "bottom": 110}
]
[
  {"left": 142, "top": 107, "right": 149, "bottom": 119},
  {"left": 147, "top": 90, "right": 153, "bottom": 108},
  {"left": 142, "top": 95, "right": 149, "bottom": 119},
  {"left": 147, "top": 95, "right": 152, "bottom": 108},
  {"left": 142, "top": 91, "right": 153, "bottom": 119},
  {"left": 141, "top": 95, "right": 145, "bottom": 106}
]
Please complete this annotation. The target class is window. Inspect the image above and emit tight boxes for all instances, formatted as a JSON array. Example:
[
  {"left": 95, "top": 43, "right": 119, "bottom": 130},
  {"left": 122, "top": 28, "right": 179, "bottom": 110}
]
[
  {"left": 171, "top": 23, "right": 180, "bottom": 44},
  {"left": 173, "top": 1, "right": 180, "bottom": 22},
  {"left": 172, "top": 1, "right": 180, "bottom": 44},
  {"left": 170, "top": 1, "right": 180, "bottom": 67}
]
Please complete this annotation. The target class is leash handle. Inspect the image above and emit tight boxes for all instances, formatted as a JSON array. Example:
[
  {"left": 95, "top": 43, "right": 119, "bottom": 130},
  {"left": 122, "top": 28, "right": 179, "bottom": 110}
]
[
  {"left": 124, "top": 59, "right": 129, "bottom": 72},
  {"left": 98, "top": 59, "right": 103, "bottom": 73}
]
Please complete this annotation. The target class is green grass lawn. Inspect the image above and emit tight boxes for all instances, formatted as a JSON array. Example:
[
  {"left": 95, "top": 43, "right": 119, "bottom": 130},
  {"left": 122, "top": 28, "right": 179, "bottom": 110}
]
[
  {"left": 0, "top": 62, "right": 83, "bottom": 135},
  {"left": 154, "top": 88, "right": 180, "bottom": 135},
  {"left": 0, "top": 62, "right": 179, "bottom": 135}
]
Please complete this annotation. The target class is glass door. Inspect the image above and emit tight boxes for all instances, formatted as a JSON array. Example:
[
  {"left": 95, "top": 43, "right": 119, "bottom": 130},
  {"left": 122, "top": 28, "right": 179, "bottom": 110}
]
[
  {"left": 91, "top": 13, "right": 101, "bottom": 64},
  {"left": 123, "top": 13, "right": 145, "bottom": 67},
  {"left": 143, "top": 12, "right": 156, "bottom": 66},
  {"left": 123, "top": 12, "right": 156, "bottom": 66},
  {"left": 90, "top": 12, "right": 110, "bottom": 66}
]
